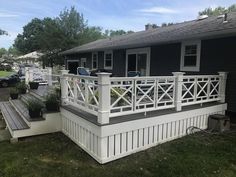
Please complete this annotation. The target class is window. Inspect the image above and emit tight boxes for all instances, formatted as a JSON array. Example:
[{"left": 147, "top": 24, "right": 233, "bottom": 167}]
[
  {"left": 92, "top": 52, "right": 98, "bottom": 69},
  {"left": 104, "top": 51, "right": 113, "bottom": 69},
  {"left": 180, "top": 41, "right": 201, "bottom": 71}
]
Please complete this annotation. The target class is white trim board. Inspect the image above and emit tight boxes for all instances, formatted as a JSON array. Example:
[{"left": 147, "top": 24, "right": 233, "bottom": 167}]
[{"left": 180, "top": 40, "right": 201, "bottom": 72}]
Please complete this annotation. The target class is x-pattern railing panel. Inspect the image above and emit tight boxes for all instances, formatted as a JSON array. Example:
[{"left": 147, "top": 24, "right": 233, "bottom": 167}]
[
  {"left": 182, "top": 75, "right": 221, "bottom": 106},
  {"left": 65, "top": 75, "right": 99, "bottom": 115},
  {"left": 110, "top": 78, "right": 134, "bottom": 114},
  {"left": 109, "top": 77, "right": 175, "bottom": 116}
]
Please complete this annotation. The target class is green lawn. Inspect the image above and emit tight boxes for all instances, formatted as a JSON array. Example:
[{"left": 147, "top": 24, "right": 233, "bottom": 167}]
[
  {"left": 0, "top": 131, "right": 235, "bottom": 177},
  {"left": 0, "top": 71, "right": 14, "bottom": 77}
]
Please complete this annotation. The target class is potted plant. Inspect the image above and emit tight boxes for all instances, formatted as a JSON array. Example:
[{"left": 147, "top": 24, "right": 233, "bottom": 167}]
[
  {"left": 45, "top": 93, "right": 60, "bottom": 112},
  {"left": 16, "top": 82, "right": 27, "bottom": 94},
  {"left": 29, "top": 81, "right": 39, "bottom": 90},
  {"left": 9, "top": 88, "right": 19, "bottom": 99},
  {"left": 27, "top": 99, "right": 44, "bottom": 118}
]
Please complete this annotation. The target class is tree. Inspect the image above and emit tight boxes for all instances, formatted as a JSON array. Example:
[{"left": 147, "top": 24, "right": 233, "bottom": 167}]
[
  {"left": 14, "top": 18, "right": 44, "bottom": 53},
  {"left": 0, "top": 48, "right": 7, "bottom": 57},
  {"left": 104, "top": 29, "right": 134, "bottom": 37},
  {"left": 0, "top": 29, "right": 7, "bottom": 35},
  {"left": 8, "top": 46, "right": 21, "bottom": 57},
  {"left": 199, "top": 4, "right": 236, "bottom": 16}
]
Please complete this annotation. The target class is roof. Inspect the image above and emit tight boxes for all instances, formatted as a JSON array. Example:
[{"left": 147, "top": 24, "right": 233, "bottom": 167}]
[
  {"left": 61, "top": 12, "right": 236, "bottom": 55},
  {"left": 17, "top": 51, "right": 44, "bottom": 59}
]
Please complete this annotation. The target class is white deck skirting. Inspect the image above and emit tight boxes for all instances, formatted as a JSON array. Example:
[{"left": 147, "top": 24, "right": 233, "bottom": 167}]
[{"left": 61, "top": 103, "right": 227, "bottom": 164}]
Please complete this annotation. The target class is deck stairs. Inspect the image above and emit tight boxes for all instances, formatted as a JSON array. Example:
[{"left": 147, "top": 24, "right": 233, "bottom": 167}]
[{"left": 0, "top": 88, "right": 61, "bottom": 140}]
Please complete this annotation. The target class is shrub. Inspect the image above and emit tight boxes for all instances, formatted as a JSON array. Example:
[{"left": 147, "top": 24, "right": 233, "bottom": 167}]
[
  {"left": 45, "top": 93, "right": 59, "bottom": 112},
  {"left": 9, "top": 88, "right": 19, "bottom": 99},
  {"left": 16, "top": 82, "right": 27, "bottom": 94},
  {"left": 27, "top": 99, "right": 44, "bottom": 118}
]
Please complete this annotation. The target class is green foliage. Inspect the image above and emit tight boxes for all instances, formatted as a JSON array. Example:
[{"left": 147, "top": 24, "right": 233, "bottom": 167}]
[
  {"left": 14, "top": 6, "right": 104, "bottom": 66},
  {"left": 0, "top": 48, "right": 7, "bottom": 58},
  {"left": 9, "top": 88, "right": 19, "bottom": 94},
  {"left": 45, "top": 93, "right": 59, "bottom": 104},
  {"left": 27, "top": 99, "right": 44, "bottom": 112},
  {"left": 45, "top": 93, "right": 60, "bottom": 111},
  {"left": 0, "top": 29, "right": 7, "bottom": 36},
  {"left": 199, "top": 4, "right": 236, "bottom": 16},
  {"left": 104, "top": 29, "right": 134, "bottom": 37},
  {"left": 16, "top": 82, "right": 27, "bottom": 93},
  {"left": 8, "top": 46, "right": 21, "bottom": 57}
]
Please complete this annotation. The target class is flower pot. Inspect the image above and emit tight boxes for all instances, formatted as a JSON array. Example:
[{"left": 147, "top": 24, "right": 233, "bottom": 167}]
[
  {"left": 10, "top": 93, "right": 18, "bottom": 100},
  {"left": 28, "top": 109, "right": 42, "bottom": 118},
  {"left": 29, "top": 82, "right": 39, "bottom": 90},
  {"left": 46, "top": 102, "right": 59, "bottom": 112}
]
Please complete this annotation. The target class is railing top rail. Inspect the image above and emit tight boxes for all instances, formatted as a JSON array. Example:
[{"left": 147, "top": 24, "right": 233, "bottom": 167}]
[
  {"left": 183, "top": 75, "right": 221, "bottom": 78},
  {"left": 110, "top": 76, "right": 176, "bottom": 81},
  {"left": 63, "top": 74, "right": 98, "bottom": 80}
]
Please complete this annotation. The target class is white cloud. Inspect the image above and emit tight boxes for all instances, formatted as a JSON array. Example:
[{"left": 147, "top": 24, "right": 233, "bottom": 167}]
[
  {"left": 0, "top": 12, "right": 19, "bottom": 18},
  {"left": 139, "top": 7, "right": 178, "bottom": 14}
]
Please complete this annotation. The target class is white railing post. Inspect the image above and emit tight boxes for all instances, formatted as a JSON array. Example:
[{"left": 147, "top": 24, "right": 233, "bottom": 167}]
[
  {"left": 218, "top": 72, "right": 228, "bottom": 103},
  {"left": 47, "top": 67, "right": 52, "bottom": 86},
  {"left": 25, "top": 67, "right": 29, "bottom": 84},
  {"left": 97, "top": 73, "right": 111, "bottom": 124},
  {"left": 172, "top": 72, "right": 185, "bottom": 111},
  {"left": 28, "top": 68, "right": 34, "bottom": 82},
  {"left": 60, "top": 70, "right": 69, "bottom": 105}
]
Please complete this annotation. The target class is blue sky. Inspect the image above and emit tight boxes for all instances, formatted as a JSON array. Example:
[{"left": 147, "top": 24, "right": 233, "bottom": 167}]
[{"left": 0, "top": 0, "right": 235, "bottom": 49}]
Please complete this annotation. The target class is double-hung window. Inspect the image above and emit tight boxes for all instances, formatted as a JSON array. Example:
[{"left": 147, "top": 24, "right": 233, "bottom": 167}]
[
  {"left": 104, "top": 51, "right": 113, "bottom": 69},
  {"left": 180, "top": 41, "right": 201, "bottom": 71},
  {"left": 92, "top": 52, "right": 98, "bottom": 69}
]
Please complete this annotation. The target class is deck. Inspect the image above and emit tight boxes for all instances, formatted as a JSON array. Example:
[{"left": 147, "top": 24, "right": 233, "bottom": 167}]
[
  {"left": 0, "top": 102, "right": 29, "bottom": 131},
  {"left": 62, "top": 102, "right": 225, "bottom": 126}
]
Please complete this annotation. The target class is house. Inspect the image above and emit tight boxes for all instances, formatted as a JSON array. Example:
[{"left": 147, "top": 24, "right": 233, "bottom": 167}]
[
  {"left": 61, "top": 13, "right": 236, "bottom": 116},
  {"left": 0, "top": 13, "right": 233, "bottom": 164},
  {"left": 17, "top": 51, "right": 43, "bottom": 67}
]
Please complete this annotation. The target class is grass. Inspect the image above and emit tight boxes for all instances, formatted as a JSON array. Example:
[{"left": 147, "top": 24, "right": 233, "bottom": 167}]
[
  {"left": 0, "top": 71, "right": 14, "bottom": 77},
  {"left": 0, "top": 131, "right": 235, "bottom": 177}
]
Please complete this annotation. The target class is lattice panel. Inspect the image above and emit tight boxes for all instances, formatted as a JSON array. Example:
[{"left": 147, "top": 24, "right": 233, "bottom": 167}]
[{"left": 156, "top": 78, "right": 175, "bottom": 107}]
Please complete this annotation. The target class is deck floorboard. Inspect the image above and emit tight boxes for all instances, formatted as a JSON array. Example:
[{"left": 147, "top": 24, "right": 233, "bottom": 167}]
[{"left": 0, "top": 102, "right": 29, "bottom": 130}]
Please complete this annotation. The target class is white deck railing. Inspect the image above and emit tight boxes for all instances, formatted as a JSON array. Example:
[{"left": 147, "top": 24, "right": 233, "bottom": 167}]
[{"left": 60, "top": 71, "right": 227, "bottom": 124}]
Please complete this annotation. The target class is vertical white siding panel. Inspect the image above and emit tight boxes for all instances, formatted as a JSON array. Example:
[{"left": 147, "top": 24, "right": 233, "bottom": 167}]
[
  {"left": 143, "top": 128, "right": 149, "bottom": 146},
  {"left": 171, "top": 122, "right": 175, "bottom": 138},
  {"left": 149, "top": 126, "right": 154, "bottom": 144},
  {"left": 158, "top": 124, "right": 163, "bottom": 142},
  {"left": 138, "top": 129, "right": 143, "bottom": 148},
  {"left": 108, "top": 135, "right": 115, "bottom": 157},
  {"left": 121, "top": 132, "right": 127, "bottom": 153},
  {"left": 115, "top": 134, "right": 121, "bottom": 155},
  {"left": 175, "top": 120, "right": 180, "bottom": 137},
  {"left": 153, "top": 125, "right": 158, "bottom": 143},
  {"left": 127, "top": 132, "right": 132, "bottom": 152},
  {"left": 133, "top": 130, "right": 138, "bottom": 149}
]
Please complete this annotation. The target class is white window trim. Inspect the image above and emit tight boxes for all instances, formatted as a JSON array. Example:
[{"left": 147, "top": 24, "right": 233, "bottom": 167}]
[
  {"left": 92, "top": 52, "right": 98, "bottom": 70},
  {"left": 180, "top": 40, "right": 201, "bottom": 72},
  {"left": 125, "top": 47, "right": 151, "bottom": 76},
  {"left": 104, "top": 50, "right": 113, "bottom": 70}
]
